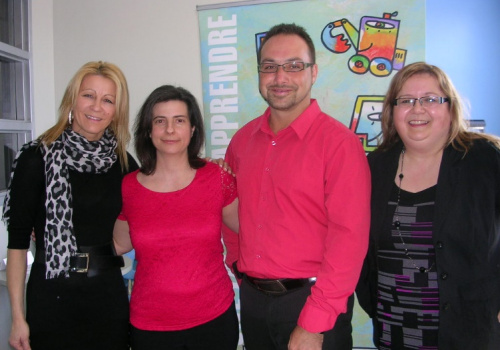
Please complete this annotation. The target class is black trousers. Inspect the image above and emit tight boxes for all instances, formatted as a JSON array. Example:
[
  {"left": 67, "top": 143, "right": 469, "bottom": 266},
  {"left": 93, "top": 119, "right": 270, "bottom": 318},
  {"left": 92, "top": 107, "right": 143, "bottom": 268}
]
[
  {"left": 130, "top": 301, "right": 239, "bottom": 350},
  {"left": 240, "top": 277, "right": 354, "bottom": 350}
]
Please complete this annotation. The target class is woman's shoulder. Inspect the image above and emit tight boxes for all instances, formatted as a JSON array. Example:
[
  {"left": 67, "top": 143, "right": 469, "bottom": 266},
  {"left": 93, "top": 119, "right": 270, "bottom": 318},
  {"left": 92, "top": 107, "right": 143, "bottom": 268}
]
[
  {"left": 198, "top": 161, "right": 235, "bottom": 184},
  {"left": 199, "top": 160, "right": 221, "bottom": 177},
  {"left": 123, "top": 168, "right": 140, "bottom": 180},
  {"left": 14, "top": 142, "right": 44, "bottom": 169},
  {"left": 470, "top": 137, "right": 500, "bottom": 154},
  {"left": 121, "top": 169, "right": 140, "bottom": 189},
  {"left": 19, "top": 141, "right": 43, "bottom": 155},
  {"left": 446, "top": 139, "right": 500, "bottom": 179},
  {"left": 455, "top": 138, "right": 500, "bottom": 163}
]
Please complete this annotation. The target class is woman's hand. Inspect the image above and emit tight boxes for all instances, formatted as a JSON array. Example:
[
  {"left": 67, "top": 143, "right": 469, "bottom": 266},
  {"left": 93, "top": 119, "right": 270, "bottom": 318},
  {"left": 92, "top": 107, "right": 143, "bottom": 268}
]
[
  {"left": 113, "top": 219, "right": 133, "bottom": 256},
  {"left": 497, "top": 310, "right": 500, "bottom": 323},
  {"left": 9, "top": 318, "right": 31, "bottom": 350},
  {"left": 206, "top": 158, "right": 235, "bottom": 176},
  {"left": 7, "top": 249, "right": 31, "bottom": 350}
]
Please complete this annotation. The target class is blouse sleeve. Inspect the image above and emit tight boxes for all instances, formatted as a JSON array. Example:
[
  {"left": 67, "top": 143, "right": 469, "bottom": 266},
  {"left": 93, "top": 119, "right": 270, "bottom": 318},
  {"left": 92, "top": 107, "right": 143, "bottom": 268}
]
[
  {"left": 6, "top": 145, "right": 46, "bottom": 249},
  {"left": 220, "top": 168, "right": 237, "bottom": 207}
]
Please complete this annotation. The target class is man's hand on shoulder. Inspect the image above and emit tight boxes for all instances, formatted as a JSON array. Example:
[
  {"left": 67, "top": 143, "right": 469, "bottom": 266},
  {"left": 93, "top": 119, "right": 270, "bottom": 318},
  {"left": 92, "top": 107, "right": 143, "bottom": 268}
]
[
  {"left": 288, "top": 325, "right": 323, "bottom": 350},
  {"left": 205, "top": 157, "right": 235, "bottom": 176}
]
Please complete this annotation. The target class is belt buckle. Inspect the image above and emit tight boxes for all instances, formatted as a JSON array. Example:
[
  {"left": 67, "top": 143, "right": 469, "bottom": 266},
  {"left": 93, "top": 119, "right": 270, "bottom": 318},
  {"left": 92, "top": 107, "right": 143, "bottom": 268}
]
[
  {"left": 70, "top": 252, "right": 89, "bottom": 273},
  {"left": 255, "top": 279, "right": 287, "bottom": 295}
]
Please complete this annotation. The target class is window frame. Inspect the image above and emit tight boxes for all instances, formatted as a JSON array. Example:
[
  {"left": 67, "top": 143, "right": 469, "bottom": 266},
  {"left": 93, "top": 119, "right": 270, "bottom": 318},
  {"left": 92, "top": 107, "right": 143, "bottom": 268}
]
[{"left": 0, "top": 0, "right": 33, "bottom": 202}]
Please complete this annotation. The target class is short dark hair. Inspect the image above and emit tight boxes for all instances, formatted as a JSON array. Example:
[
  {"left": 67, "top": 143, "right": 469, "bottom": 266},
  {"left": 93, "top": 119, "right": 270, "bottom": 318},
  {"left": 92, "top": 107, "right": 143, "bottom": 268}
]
[
  {"left": 258, "top": 23, "right": 316, "bottom": 64},
  {"left": 134, "top": 85, "right": 205, "bottom": 174}
]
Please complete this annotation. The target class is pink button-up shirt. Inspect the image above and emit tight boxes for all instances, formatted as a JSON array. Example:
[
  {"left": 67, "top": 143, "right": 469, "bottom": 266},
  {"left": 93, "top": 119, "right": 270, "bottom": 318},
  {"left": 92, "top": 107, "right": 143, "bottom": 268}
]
[{"left": 224, "top": 99, "right": 370, "bottom": 333}]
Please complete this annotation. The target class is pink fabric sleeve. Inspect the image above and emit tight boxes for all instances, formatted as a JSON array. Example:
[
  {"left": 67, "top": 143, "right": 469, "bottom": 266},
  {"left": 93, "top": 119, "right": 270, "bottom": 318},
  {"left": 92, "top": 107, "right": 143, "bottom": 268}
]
[
  {"left": 222, "top": 145, "right": 240, "bottom": 277},
  {"left": 297, "top": 134, "right": 371, "bottom": 333},
  {"left": 220, "top": 167, "right": 237, "bottom": 207}
]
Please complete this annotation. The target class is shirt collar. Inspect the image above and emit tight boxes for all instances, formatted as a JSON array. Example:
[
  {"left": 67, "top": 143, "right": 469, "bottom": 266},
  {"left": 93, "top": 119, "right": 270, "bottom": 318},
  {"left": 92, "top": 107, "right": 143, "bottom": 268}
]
[{"left": 254, "top": 99, "right": 320, "bottom": 139}]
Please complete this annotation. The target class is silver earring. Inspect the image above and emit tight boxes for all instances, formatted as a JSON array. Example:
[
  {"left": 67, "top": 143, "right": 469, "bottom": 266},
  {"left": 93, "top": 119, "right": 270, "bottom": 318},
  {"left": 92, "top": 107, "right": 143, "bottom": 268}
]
[{"left": 68, "top": 111, "right": 73, "bottom": 125}]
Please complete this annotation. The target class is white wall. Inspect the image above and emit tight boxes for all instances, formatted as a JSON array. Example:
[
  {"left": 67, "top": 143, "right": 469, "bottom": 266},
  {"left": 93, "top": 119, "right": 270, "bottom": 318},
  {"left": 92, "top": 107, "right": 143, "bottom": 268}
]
[
  {"left": 32, "top": 0, "right": 56, "bottom": 136},
  {"left": 52, "top": 0, "right": 235, "bottom": 142}
]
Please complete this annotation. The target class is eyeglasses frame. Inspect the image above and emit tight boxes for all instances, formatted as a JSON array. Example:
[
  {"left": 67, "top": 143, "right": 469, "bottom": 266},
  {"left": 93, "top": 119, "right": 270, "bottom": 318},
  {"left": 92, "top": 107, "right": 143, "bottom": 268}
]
[
  {"left": 257, "top": 61, "right": 314, "bottom": 73},
  {"left": 394, "top": 96, "right": 450, "bottom": 107}
]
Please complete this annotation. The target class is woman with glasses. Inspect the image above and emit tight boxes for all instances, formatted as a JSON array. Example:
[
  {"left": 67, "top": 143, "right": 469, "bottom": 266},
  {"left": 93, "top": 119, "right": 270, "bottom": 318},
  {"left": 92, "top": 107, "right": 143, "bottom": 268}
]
[
  {"left": 356, "top": 62, "right": 500, "bottom": 349},
  {"left": 113, "top": 85, "right": 239, "bottom": 350}
]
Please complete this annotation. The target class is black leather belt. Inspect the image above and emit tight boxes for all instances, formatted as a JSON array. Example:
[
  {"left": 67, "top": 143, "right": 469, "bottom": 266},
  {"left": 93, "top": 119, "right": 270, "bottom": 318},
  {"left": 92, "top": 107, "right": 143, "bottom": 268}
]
[
  {"left": 35, "top": 242, "right": 124, "bottom": 278},
  {"left": 245, "top": 275, "right": 317, "bottom": 295},
  {"left": 233, "top": 261, "right": 316, "bottom": 295}
]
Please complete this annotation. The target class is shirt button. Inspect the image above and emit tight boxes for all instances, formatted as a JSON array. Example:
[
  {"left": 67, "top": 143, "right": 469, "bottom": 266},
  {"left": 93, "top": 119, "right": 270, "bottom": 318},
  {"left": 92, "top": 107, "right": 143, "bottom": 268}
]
[
  {"left": 443, "top": 302, "right": 450, "bottom": 311},
  {"left": 257, "top": 224, "right": 263, "bottom": 229},
  {"left": 256, "top": 255, "right": 261, "bottom": 259},
  {"left": 436, "top": 241, "right": 444, "bottom": 249},
  {"left": 440, "top": 272, "right": 448, "bottom": 280},
  {"left": 265, "top": 167, "right": 270, "bottom": 172},
  {"left": 271, "top": 141, "right": 276, "bottom": 146}
]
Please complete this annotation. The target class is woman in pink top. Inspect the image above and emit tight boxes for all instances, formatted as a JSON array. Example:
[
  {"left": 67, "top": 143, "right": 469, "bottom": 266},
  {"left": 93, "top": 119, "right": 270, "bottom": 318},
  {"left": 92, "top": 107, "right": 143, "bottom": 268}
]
[{"left": 113, "top": 85, "right": 239, "bottom": 350}]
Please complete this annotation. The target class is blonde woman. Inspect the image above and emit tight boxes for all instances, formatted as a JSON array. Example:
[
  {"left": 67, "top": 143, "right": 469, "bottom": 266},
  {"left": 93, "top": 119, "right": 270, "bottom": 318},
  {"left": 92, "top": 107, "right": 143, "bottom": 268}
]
[{"left": 3, "top": 61, "right": 137, "bottom": 350}]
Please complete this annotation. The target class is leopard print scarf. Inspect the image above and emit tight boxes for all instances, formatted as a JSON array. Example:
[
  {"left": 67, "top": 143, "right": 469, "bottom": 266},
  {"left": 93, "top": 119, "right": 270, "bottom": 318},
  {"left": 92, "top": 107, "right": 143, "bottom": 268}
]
[{"left": 3, "top": 128, "right": 117, "bottom": 278}]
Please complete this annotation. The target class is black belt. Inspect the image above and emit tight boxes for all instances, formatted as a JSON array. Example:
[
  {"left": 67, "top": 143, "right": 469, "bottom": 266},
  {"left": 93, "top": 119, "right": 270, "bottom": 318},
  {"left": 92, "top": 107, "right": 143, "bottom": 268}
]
[
  {"left": 233, "top": 261, "right": 316, "bottom": 295},
  {"left": 245, "top": 275, "right": 316, "bottom": 295},
  {"left": 35, "top": 242, "right": 124, "bottom": 278}
]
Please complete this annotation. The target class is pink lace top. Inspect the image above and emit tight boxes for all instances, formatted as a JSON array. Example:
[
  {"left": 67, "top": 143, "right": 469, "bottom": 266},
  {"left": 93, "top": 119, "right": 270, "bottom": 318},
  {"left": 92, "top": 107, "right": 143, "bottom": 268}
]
[{"left": 118, "top": 162, "right": 237, "bottom": 330}]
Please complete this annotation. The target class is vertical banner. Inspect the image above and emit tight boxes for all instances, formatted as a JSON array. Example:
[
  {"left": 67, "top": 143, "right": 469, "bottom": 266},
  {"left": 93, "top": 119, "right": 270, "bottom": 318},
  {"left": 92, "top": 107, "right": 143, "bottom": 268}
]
[
  {"left": 198, "top": 0, "right": 425, "bottom": 157},
  {"left": 198, "top": 0, "right": 425, "bottom": 347}
]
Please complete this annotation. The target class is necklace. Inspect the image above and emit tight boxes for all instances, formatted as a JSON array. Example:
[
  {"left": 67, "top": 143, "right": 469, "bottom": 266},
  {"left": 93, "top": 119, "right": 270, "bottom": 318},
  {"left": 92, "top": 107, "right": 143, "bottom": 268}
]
[{"left": 393, "top": 148, "right": 435, "bottom": 273}]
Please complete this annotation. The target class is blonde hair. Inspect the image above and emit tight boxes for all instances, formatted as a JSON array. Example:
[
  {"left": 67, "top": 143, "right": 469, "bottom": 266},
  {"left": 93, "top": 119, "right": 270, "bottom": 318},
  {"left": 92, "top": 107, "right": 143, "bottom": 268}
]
[
  {"left": 39, "top": 61, "right": 131, "bottom": 170},
  {"left": 378, "top": 62, "right": 500, "bottom": 153}
]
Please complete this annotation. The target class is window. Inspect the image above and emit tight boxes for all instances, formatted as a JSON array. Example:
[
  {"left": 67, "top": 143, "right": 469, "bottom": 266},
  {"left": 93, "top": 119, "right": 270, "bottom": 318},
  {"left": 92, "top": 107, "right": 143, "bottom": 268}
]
[{"left": 0, "top": 0, "right": 31, "bottom": 198}]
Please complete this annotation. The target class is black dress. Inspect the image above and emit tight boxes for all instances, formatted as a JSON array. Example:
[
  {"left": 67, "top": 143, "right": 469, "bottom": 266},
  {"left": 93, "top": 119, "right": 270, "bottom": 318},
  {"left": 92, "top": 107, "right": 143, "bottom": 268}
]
[{"left": 7, "top": 144, "right": 138, "bottom": 350}]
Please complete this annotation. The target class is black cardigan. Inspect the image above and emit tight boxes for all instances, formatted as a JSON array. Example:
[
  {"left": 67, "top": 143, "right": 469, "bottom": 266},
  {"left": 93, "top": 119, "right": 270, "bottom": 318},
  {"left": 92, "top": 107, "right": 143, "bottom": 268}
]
[{"left": 356, "top": 140, "right": 500, "bottom": 349}]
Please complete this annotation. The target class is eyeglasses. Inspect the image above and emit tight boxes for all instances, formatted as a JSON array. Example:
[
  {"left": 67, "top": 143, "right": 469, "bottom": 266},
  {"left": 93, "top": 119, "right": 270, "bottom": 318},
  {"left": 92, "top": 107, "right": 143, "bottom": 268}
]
[
  {"left": 394, "top": 96, "right": 450, "bottom": 108},
  {"left": 258, "top": 61, "right": 314, "bottom": 73}
]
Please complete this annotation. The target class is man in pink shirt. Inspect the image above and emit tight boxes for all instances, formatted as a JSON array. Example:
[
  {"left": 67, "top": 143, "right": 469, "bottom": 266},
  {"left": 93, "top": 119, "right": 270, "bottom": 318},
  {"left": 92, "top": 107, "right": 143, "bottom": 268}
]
[{"left": 224, "top": 23, "right": 371, "bottom": 350}]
